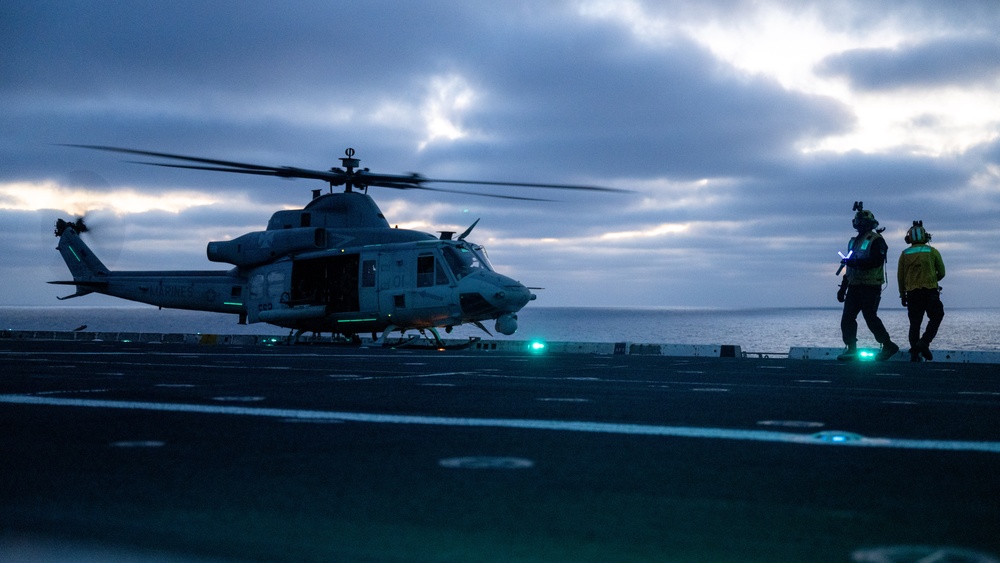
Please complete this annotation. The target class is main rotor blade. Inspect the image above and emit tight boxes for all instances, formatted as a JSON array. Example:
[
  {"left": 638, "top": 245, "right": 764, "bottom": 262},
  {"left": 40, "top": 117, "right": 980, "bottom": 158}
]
[
  {"left": 423, "top": 178, "right": 630, "bottom": 193},
  {"left": 60, "top": 144, "right": 280, "bottom": 172},
  {"left": 136, "top": 162, "right": 348, "bottom": 184},
  {"left": 373, "top": 182, "right": 554, "bottom": 201},
  {"left": 61, "top": 143, "right": 627, "bottom": 197}
]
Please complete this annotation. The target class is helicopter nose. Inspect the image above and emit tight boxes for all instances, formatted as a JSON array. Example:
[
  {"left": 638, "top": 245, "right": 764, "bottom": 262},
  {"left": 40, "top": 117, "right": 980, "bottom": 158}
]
[
  {"left": 459, "top": 274, "right": 535, "bottom": 323},
  {"left": 493, "top": 281, "right": 534, "bottom": 312}
]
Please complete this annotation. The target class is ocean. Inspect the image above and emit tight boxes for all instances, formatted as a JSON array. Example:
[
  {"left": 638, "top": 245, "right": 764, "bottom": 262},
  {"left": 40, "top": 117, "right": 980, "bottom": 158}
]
[{"left": 2, "top": 305, "right": 997, "bottom": 354}]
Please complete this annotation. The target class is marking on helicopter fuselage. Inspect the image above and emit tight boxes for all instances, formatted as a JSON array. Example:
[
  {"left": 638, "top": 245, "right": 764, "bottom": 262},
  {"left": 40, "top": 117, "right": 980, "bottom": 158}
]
[{"left": 3, "top": 394, "right": 999, "bottom": 453}]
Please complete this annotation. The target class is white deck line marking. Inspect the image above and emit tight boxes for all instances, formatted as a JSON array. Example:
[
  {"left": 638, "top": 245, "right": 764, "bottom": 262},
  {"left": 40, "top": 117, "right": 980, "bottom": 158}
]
[{"left": 3, "top": 394, "right": 999, "bottom": 453}]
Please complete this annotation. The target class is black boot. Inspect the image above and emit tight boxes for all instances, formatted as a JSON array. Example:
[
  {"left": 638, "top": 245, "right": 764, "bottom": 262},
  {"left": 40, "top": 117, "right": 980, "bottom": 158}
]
[
  {"left": 916, "top": 340, "right": 933, "bottom": 361},
  {"left": 875, "top": 341, "right": 899, "bottom": 361},
  {"left": 837, "top": 345, "right": 858, "bottom": 361}
]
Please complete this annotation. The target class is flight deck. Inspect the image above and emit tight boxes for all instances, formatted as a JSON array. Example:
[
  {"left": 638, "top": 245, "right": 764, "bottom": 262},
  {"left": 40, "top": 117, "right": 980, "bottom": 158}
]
[{"left": 2, "top": 339, "right": 999, "bottom": 562}]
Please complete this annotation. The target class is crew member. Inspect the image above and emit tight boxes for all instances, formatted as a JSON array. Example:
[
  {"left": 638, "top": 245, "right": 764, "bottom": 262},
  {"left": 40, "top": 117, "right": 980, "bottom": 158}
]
[
  {"left": 897, "top": 220, "right": 945, "bottom": 361},
  {"left": 837, "top": 202, "right": 900, "bottom": 361}
]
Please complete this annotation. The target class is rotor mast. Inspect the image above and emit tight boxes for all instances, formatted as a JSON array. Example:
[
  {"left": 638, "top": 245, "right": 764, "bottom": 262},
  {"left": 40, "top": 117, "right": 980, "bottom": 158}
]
[{"left": 338, "top": 147, "right": 361, "bottom": 193}]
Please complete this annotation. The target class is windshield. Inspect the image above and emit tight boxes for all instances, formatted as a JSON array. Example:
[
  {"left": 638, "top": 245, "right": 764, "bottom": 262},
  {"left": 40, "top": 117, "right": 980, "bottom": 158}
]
[{"left": 441, "top": 242, "right": 493, "bottom": 280}]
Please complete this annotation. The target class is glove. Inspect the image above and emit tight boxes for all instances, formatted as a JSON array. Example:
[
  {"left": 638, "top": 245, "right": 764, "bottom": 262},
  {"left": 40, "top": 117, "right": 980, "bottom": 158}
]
[
  {"left": 900, "top": 295, "right": 908, "bottom": 308},
  {"left": 837, "top": 284, "right": 847, "bottom": 303}
]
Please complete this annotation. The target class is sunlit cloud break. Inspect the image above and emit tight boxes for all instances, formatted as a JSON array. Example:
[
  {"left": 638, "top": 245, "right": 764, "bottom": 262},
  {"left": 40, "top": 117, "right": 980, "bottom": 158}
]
[{"left": 0, "top": 181, "right": 220, "bottom": 217}]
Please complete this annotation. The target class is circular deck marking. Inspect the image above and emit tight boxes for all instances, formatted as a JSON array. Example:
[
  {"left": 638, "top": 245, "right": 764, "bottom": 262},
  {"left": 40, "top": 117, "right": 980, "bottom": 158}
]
[
  {"left": 757, "top": 420, "right": 825, "bottom": 429},
  {"left": 852, "top": 545, "right": 1000, "bottom": 562},
  {"left": 439, "top": 457, "right": 534, "bottom": 469},
  {"left": 212, "top": 396, "right": 265, "bottom": 402},
  {"left": 110, "top": 440, "right": 165, "bottom": 448}
]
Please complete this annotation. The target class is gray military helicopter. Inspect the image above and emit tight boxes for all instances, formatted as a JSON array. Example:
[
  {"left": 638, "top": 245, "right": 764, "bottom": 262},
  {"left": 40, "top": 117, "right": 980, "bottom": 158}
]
[{"left": 51, "top": 145, "right": 622, "bottom": 347}]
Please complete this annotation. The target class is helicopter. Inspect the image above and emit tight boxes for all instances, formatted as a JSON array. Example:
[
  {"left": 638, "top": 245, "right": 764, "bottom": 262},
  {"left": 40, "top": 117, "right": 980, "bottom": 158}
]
[{"left": 50, "top": 145, "right": 623, "bottom": 347}]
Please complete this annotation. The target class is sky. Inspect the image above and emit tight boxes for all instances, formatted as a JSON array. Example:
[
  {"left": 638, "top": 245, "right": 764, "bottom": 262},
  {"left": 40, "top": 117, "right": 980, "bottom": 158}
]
[{"left": 2, "top": 0, "right": 999, "bottom": 311}]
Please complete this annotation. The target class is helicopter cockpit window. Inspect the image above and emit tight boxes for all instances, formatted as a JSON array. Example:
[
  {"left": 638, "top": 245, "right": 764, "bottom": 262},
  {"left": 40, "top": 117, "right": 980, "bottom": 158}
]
[
  {"left": 442, "top": 243, "right": 493, "bottom": 280},
  {"left": 470, "top": 244, "right": 493, "bottom": 270}
]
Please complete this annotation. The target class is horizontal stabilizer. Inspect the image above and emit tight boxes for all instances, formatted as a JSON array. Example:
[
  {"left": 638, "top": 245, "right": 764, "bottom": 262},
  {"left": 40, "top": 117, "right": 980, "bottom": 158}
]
[
  {"left": 48, "top": 280, "right": 109, "bottom": 287},
  {"left": 48, "top": 279, "right": 109, "bottom": 300}
]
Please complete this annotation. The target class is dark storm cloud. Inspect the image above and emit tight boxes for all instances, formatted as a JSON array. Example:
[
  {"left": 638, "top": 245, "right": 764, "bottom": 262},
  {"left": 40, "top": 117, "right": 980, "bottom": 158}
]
[
  {"left": 1, "top": 0, "right": 849, "bottom": 187},
  {"left": 816, "top": 36, "right": 1000, "bottom": 90}
]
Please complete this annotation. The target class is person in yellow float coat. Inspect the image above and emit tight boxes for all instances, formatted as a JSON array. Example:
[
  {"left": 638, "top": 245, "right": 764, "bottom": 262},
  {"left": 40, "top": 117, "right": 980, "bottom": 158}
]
[{"left": 897, "top": 220, "right": 945, "bottom": 362}]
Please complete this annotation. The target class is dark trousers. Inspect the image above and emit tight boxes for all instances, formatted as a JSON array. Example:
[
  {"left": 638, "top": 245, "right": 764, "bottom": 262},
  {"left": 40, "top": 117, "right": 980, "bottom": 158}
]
[
  {"left": 841, "top": 284, "right": 892, "bottom": 347},
  {"left": 906, "top": 288, "right": 944, "bottom": 347}
]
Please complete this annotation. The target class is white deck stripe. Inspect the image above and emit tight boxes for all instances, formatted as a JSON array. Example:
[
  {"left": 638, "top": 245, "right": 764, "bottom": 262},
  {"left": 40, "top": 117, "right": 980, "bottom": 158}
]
[{"left": 3, "top": 394, "right": 999, "bottom": 453}]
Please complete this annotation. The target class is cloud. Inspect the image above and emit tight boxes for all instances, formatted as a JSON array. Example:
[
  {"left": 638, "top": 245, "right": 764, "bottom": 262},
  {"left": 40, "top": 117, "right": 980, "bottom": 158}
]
[
  {"left": 817, "top": 36, "right": 1000, "bottom": 90},
  {"left": 2, "top": 0, "right": 1000, "bottom": 311}
]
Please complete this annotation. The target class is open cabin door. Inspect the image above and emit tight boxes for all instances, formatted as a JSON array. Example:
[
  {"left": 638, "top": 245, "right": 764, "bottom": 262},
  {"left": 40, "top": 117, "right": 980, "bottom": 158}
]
[{"left": 290, "top": 254, "right": 360, "bottom": 313}]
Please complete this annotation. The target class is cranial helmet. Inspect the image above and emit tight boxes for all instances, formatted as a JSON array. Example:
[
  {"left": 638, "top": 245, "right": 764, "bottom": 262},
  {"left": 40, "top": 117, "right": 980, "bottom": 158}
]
[
  {"left": 905, "top": 220, "right": 931, "bottom": 244},
  {"left": 852, "top": 209, "right": 878, "bottom": 231}
]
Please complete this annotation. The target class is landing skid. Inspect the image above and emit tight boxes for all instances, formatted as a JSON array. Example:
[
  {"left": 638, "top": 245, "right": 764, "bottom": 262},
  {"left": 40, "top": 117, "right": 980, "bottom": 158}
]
[
  {"left": 377, "top": 326, "right": 481, "bottom": 350},
  {"left": 285, "top": 329, "right": 362, "bottom": 346},
  {"left": 394, "top": 336, "right": 481, "bottom": 350}
]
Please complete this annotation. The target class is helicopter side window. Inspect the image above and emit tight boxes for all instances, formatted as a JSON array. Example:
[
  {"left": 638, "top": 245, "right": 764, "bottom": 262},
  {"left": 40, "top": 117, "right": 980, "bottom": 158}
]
[
  {"left": 418, "top": 253, "right": 454, "bottom": 286},
  {"left": 361, "top": 260, "right": 376, "bottom": 288},
  {"left": 417, "top": 254, "right": 435, "bottom": 287},
  {"left": 435, "top": 259, "right": 449, "bottom": 285},
  {"left": 250, "top": 274, "right": 265, "bottom": 299},
  {"left": 267, "top": 271, "right": 285, "bottom": 298}
]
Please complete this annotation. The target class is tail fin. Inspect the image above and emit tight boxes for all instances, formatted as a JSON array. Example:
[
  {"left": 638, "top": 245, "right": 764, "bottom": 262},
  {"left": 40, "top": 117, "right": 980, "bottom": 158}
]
[{"left": 50, "top": 221, "right": 110, "bottom": 299}]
